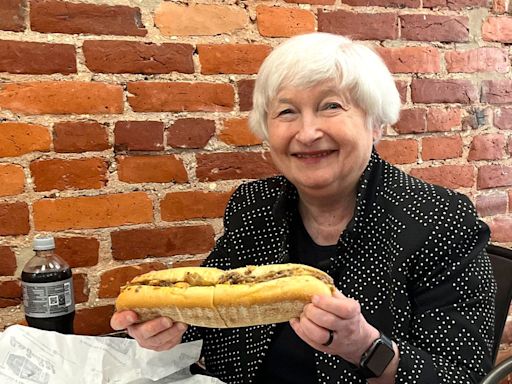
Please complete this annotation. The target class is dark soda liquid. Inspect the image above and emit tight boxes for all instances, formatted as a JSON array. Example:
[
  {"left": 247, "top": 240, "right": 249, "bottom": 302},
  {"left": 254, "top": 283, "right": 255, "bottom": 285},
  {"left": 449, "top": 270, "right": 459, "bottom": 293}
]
[{"left": 21, "top": 269, "right": 75, "bottom": 334}]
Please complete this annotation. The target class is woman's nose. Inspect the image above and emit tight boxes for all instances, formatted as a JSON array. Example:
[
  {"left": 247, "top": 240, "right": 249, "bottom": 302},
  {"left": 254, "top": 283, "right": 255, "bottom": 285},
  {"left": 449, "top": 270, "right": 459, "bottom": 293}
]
[{"left": 295, "top": 114, "right": 323, "bottom": 144}]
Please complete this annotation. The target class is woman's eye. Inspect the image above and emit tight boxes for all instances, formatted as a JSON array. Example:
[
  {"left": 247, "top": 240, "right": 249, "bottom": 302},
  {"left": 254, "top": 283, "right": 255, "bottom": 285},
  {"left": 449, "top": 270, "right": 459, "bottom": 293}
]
[
  {"left": 323, "top": 102, "right": 342, "bottom": 110},
  {"left": 277, "top": 108, "right": 294, "bottom": 116}
]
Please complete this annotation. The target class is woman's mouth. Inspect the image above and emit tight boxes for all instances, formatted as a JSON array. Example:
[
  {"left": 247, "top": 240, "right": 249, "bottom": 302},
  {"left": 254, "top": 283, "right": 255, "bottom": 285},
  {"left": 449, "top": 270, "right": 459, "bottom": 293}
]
[{"left": 293, "top": 150, "right": 336, "bottom": 159}]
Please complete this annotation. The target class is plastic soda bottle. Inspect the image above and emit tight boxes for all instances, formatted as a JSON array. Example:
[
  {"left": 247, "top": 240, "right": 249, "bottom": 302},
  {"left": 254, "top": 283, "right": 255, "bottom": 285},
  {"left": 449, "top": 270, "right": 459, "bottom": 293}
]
[{"left": 21, "top": 235, "right": 75, "bottom": 334}]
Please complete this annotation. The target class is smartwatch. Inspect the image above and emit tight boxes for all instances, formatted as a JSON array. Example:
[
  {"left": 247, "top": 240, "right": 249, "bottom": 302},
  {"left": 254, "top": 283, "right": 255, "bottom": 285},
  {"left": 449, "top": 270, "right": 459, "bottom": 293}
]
[{"left": 355, "top": 332, "right": 395, "bottom": 379}]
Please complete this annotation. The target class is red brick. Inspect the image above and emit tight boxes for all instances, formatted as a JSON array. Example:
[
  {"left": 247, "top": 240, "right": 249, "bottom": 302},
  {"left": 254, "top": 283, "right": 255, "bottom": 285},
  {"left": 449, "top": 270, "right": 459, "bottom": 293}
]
[
  {"left": 420, "top": 0, "right": 447, "bottom": 9},
  {"left": 483, "top": 16, "right": 512, "bottom": 43},
  {"left": 482, "top": 80, "right": 512, "bottom": 104},
  {"left": 478, "top": 165, "right": 512, "bottom": 189},
  {"left": 117, "top": 155, "right": 188, "bottom": 184},
  {"left": 30, "top": 0, "right": 146, "bottom": 36},
  {"left": 54, "top": 237, "right": 99, "bottom": 268},
  {"left": 30, "top": 158, "right": 108, "bottom": 191},
  {"left": 424, "top": 0, "right": 487, "bottom": 8},
  {"left": 114, "top": 121, "right": 164, "bottom": 152},
  {"left": 376, "top": 46, "right": 440, "bottom": 73},
  {"left": 375, "top": 139, "right": 418, "bottom": 164},
  {"left": 422, "top": 136, "right": 463, "bottom": 160},
  {"left": 0, "top": 82, "right": 123, "bottom": 115},
  {"left": 99, "top": 262, "right": 166, "bottom": 298},
  {"left": 0, "top": 0, "right": 26, "bottom": 32},
  {"left": 0, "top": 280, "right": 21, "bottom": 298},
  {"left": 54, "top": 121, "right": 109, "bottom": 153},
  {"left": 426, "top": 108, "right": 462, "bottom": 132},
  {"left": 219, "top": 118, "right": 262, "bottom": 147},
  {"left": 0, "top": 280, "right": 21, "bottom": 308},
  {"left": 409, "top": 165, "right": 475, "bottom": 189},
  {"left": 127, "top": 82, "right": 234, "bottom": 112},
  {"left": 161, "top": 191, "right": 233, "bottom": 221},
  {"left": 111, "top": 225, "right": 215, "bottom": 260},
  {"left": 508, "top": 137, "right": 512, "bottom": 156},
  {"left": 83, "top": 41, "right": 193, "bottom": 74},
  {"left": 394, "top": 108, "right": 426, "bottom": 134},
  {"left": 155, "top": 3, "right": 247, "bottom": 36},
  {"left": 237, "top": 79, "right": 255, "bottom": 112},
  {"left": 0, "top": 122, "right": 51, "bottom": 157},
  {"left": 345, "top": 0, "right": 420, "bottom": 6},
  {"left": 0, "top": 164, "right": 24, "bottom": 196},
  {"left": 411, "top": 79, "right": 478, "bottom": 104},
  {"left": 495, "top": 108, "right": 512, "bottom": 130},
  {"left": 0, "top": 40, "right": 75, "bottom": 74},
  {"left": 476, "top": 192, "right": 508, "bottom": 217},
  {"left": 0, "top": 298, "right": 20, "bottom": 308},
  {"left": 285, "top": 0, "right": 335, "bottom": 3},
  {"left": 167, "top": 119, "right": 215, "bottom": 149},
  {"left": 468, "top": 134, "right": 506, "bottom": 161},
  {"left": 74, "top": 305, "right": 115, "bottom": 336},
  {"left": 73, "top": 273, "right": 88, "bottom": 304},
  {"left": 462, "top": 112, "right": 484, "bottom": 131},
  {"left": 400, "top": 14, "right": 469, "bottom": 42},
  {"left": 445, "top": 47, "right": 509, "bottom": 73},
  {"left": 196, "top": 152, "right": 278, "bottom": 182},
  {"left": 492, "top": 0, "right": 509, "bottom": 13},
  {"left": 256, "top": 6, "right": 315, "bottom": 37},
  {"left": 33, "top": 192, "right": 153, "bottom": 231},
  {"left": 198, "top": 44, "right": 272, "bottom": 75},
  {"left": 0, "top": 247, "right": 17, "bottom": 276},
  {"left": 318, "top": 10, "right": 398, "bottom": 40},
  {"left": 489, "top": 216, "right": 512, "bottom": 242},
  {"left": 0, "top": 202, "right": 29, "bottom": 235},
  {"left": 396, "top": 80, "right": 408, "bottom": 103},
  {"left": 172, "top": 259, "right": 206, "bottom": 268}
]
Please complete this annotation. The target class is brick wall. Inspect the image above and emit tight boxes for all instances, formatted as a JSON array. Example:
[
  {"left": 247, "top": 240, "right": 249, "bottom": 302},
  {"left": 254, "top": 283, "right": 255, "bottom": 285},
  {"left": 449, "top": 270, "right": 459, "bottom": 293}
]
[{"left": 0, "top": 0, "right": 510, "bottom": 373}]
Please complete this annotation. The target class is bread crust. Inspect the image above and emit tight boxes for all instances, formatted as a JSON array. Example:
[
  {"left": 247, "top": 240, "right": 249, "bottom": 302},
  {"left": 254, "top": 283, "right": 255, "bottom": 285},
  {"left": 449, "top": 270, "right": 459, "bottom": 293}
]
[{"left": 115, "top": 264, "right": 335, "bottom": 328}]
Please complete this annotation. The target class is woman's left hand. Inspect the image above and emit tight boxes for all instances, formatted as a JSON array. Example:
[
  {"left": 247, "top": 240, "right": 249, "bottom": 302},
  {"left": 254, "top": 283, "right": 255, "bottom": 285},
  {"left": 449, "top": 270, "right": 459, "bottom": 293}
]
[{"left": 290, "top": 290, "right": 380, "bottom": 365}]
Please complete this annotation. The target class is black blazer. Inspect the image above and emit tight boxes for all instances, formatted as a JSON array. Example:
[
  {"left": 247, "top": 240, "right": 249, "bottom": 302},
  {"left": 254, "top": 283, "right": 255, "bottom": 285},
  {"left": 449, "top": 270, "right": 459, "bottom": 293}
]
[{"left": 184, "top": 150, "right": 496, "bottom": 384}]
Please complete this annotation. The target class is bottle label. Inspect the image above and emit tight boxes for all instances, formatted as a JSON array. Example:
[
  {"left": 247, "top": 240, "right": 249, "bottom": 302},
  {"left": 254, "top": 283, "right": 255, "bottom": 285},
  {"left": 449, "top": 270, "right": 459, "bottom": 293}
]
[{"left": 22, "top": 278, "right": 75, "bottom": 318}]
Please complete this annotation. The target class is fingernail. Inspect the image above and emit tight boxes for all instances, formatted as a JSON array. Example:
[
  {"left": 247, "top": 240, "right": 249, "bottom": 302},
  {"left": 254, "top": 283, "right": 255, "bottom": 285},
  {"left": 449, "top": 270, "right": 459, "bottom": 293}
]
[{"left": 162, "top": 318, "right": 173, "bottom": 328}]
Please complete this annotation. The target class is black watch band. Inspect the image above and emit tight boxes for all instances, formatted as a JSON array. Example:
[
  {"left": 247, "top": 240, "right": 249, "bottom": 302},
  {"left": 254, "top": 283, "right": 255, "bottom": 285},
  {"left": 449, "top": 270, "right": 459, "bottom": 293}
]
[{"left": 352, "top": 332, "right": 395, "bottom": 379}]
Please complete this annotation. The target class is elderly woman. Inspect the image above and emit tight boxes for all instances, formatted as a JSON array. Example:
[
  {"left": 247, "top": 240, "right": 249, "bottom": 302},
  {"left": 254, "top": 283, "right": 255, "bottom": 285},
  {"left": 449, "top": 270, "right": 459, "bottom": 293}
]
[{"left": 111, "top": 33, "right": 496, "bottom": 384}]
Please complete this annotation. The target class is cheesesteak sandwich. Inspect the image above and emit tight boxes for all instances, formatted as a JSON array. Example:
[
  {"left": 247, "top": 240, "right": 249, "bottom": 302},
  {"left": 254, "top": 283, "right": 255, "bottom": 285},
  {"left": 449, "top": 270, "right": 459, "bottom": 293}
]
[{"left": 115, "top": 263, "right": 335, "bottom": 328}]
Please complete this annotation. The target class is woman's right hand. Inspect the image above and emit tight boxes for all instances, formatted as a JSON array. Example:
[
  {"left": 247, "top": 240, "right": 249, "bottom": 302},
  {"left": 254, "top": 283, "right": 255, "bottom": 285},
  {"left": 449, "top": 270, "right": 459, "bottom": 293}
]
[{"left": 110, "top": 310, "right": 188, "bottom": 352}]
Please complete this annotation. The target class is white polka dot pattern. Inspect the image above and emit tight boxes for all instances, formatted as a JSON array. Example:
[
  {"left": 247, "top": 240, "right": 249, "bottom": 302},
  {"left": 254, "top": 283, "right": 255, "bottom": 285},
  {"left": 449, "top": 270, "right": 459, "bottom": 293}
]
[{"left": 183, "top": 151, "right": 496, "bottom": 384}]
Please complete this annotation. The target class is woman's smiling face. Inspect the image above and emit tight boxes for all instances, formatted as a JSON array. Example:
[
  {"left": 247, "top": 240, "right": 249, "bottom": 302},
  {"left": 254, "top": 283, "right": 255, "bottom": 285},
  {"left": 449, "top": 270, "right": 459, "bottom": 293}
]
[{"left": 267, "top": 80, "right": 377, "bottom": 198}]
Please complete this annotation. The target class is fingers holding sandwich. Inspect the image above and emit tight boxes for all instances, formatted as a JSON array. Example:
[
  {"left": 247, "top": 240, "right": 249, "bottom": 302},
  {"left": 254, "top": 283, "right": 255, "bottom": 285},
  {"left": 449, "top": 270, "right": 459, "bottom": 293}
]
[
  {"left": 290, "top": 290, "right": 379, "bottom": 365},
  {"left": 111, "top": 310, "right": 188, "bottom": 351},
  {"left": 111, "top": 309, "right": 139, "bottom": 330},
  {"left": 128, "top": 318, "right": 188, "bottom": 352}
]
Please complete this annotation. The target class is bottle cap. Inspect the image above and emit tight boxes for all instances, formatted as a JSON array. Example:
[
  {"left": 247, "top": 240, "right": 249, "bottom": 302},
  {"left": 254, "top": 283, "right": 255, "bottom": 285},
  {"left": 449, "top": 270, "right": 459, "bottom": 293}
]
[{"left": 33, "top": 235, "right": 55, "bottom": 251}]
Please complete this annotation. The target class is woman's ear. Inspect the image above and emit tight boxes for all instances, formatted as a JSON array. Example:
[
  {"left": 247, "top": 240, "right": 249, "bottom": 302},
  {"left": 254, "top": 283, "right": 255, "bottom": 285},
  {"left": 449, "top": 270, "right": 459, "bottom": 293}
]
[{"left": 372, "top": 125, "right": 384, "bottom": 144}]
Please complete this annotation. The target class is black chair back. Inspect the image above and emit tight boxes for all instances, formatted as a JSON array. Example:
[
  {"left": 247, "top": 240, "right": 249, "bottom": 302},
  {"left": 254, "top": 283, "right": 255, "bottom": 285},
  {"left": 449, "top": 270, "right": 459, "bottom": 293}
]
[
  {"left": 479, "top": 358, "right": 512, "bottom": 384},
  {"left": 486, "top": 244, "right": 512, "bottom": 363}
]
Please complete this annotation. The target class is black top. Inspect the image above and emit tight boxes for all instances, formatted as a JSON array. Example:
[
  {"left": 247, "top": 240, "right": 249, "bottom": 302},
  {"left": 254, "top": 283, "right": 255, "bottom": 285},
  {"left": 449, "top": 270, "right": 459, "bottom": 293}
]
[
  {"left": 184, "top": 150, "right": 496, "bottom": 384},
  {"left": 254, "top": 212, "right": 336, "bottom": 384}
]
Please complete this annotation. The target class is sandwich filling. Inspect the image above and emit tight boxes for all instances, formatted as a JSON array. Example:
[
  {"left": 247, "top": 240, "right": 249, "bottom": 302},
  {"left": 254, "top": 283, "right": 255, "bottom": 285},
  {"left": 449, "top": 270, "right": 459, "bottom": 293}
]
[
  {"left": 126, "top": 267, "right": 334, "bottom": 289},
  {"left": 218, "top": 267, "right": 333, "bottom": 286}
]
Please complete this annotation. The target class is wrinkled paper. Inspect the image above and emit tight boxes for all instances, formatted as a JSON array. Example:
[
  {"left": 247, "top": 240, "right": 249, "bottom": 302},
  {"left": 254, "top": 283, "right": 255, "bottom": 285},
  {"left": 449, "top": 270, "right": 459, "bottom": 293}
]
[{"left": 0, "top": 325, "right": 224, "bottom": 384}]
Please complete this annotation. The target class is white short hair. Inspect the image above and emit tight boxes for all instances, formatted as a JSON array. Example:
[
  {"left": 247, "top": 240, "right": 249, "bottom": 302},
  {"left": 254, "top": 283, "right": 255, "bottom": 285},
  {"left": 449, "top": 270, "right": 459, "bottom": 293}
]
[{"left": 248, "top": 33, "right": 401, "bottom": 140}]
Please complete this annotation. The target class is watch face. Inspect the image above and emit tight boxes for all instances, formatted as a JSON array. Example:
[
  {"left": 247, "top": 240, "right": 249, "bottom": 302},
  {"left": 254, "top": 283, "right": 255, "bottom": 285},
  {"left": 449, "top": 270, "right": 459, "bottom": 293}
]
[{"left": 364, "top": 341, "right": 395, "bottom": 375}]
